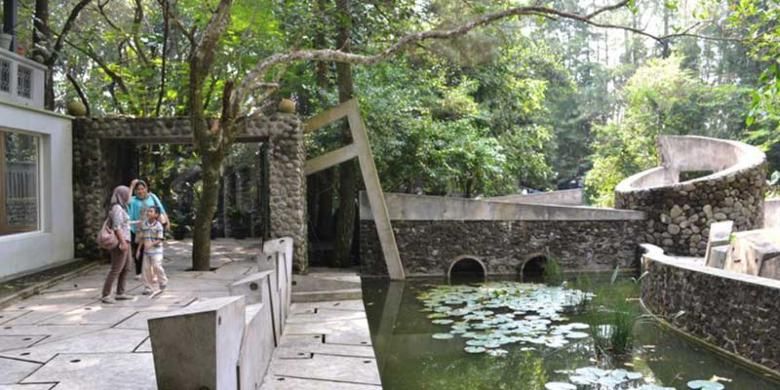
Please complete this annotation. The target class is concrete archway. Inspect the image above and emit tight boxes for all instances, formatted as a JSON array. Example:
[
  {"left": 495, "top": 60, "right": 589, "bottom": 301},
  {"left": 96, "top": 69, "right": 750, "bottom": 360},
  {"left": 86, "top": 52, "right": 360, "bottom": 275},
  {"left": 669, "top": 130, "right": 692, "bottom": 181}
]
[
  {"left": 447, "top": 256, "right": 487, "bottom": 283},
  {"left": 520, "top": 254, "right": 548, "bottom": 281}
]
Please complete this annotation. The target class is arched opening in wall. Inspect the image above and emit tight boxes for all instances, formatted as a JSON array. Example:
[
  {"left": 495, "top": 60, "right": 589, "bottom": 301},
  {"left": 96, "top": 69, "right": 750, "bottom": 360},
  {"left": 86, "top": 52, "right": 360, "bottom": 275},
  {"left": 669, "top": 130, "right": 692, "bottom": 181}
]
[
  {"left": 448, "top": 257, "right": 486, "bottom": 284},
  {"left": 678, "top": 170, "right": 713, "bottom": 182},
  {"left": 520, "top": 255, "right": 548, "bottom": 282}
]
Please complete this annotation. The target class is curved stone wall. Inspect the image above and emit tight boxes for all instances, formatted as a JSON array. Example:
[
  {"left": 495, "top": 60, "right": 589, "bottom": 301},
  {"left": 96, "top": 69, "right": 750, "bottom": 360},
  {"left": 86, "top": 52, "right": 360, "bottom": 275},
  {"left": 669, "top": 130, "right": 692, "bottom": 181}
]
[
  {"left": 641, "top": 245, "right": 780, "bottom": 374},
  {"left": 615, "top": 135, "right": 767, "bottom": 256}
]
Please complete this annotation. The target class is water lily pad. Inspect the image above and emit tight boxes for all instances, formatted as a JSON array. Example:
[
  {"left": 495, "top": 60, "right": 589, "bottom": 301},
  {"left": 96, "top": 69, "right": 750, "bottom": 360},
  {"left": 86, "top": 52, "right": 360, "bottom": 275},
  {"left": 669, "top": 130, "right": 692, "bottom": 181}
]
[
  {"left": 687, "top": 380, "right": 725, "bottom": 390},
  {"left": 486, "top": 348, "right": 508, "bottom": 357},
  {"left": 464, "top": 346, "right": 486, "bottom": 354},
  {"left": 432, "top": 333, "right": 454, "bottom": 340},
  {"left": 544, "top": 382, "right": 576, "bottom": 390},
  {"left": 565, "top": 331, "right": 589, "bottom": 339},
  {"left": 432, "top": 319, "right": 454, "bottom": 325}
]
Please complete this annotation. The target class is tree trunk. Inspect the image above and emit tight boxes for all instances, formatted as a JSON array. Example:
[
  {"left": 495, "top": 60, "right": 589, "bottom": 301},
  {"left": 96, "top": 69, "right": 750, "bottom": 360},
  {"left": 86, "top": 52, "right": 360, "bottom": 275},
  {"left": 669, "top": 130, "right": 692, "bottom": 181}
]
[
  {"left": 332, "top": 0, "right": 356, "bottom": 268},
  {"left": 33, "top": 0, "right": 54, "bottom": 110},
  {"left": 192, "top": 153, "right": 222, "bottom": 270}
]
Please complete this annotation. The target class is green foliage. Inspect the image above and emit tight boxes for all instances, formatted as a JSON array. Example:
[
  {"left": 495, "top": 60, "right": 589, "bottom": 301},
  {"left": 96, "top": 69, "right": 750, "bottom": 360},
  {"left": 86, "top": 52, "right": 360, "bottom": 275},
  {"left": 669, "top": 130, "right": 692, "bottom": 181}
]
[
  {"left": 585, "top": 56, "right": 753, "bottom": 205},
  {"left": 543, "top": 256, "right": 563, "bottom": 285},
  {"left": 585, "top": 281, "right": 641, "bottom": 358},
  {"left": 729, "top": 1, "right": 780, "bottom": 171}
]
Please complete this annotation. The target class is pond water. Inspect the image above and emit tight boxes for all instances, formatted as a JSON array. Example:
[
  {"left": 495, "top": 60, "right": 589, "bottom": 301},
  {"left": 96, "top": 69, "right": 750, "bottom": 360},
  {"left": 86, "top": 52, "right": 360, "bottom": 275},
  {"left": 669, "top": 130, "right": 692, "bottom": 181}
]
[{"left": 362, "top": 276, "right": 780, "bottom": 390}]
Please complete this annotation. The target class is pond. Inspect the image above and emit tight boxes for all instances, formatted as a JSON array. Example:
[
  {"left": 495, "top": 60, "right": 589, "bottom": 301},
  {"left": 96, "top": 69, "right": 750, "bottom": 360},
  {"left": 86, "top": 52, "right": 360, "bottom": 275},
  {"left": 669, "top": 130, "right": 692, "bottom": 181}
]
[{"left": 362, "top": 275, "right": 780, "bottom": 390}]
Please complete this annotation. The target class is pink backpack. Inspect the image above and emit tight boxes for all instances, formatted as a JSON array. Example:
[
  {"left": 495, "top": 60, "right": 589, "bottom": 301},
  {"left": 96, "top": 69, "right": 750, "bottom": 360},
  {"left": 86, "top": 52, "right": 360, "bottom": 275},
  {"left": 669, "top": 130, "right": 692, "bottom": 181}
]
[{"left": 97, "top": 217, "right": 118, "bottom": 250}]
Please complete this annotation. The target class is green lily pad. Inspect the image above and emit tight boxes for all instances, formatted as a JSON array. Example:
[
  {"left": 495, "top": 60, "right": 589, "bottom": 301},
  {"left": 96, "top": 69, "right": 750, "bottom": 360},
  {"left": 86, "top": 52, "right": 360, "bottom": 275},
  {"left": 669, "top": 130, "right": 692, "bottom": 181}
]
[
  {"left": 464, "top": 346, "right": 486, "bottom": 354},
  {"left": 432, "top": 333, "right": 454, "bottom": 340},
  {"left": 687, "top": 380, "right": 725, "bottom": 390},
  {"left": 544, "top": 382, "right": 576, "bottom": 390}
]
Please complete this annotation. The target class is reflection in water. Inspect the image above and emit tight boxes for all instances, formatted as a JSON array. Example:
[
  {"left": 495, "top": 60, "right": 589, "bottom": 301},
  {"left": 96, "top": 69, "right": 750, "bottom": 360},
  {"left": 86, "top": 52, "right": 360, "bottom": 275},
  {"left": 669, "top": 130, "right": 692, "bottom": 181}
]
[{"left": 362, "top": 278, "right": 780, "bottom": 390}]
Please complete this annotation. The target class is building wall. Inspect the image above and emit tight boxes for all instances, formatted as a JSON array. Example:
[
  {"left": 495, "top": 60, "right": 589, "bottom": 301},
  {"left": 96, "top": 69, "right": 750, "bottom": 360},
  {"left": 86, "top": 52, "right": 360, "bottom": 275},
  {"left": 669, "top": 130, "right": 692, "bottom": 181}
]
[
  {"left": 641, "top": 245, "right": 780, "bottom": 373},
  {"left": 0, "top": 102, "right": 74, "bottom": 280}
]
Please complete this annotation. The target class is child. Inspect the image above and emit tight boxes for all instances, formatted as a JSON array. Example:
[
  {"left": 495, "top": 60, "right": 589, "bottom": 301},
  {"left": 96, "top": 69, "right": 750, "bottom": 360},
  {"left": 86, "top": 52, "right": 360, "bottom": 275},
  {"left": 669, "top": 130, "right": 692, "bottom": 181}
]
[{"left": 137, "top": 206, "right": 168, "bottom": 295}]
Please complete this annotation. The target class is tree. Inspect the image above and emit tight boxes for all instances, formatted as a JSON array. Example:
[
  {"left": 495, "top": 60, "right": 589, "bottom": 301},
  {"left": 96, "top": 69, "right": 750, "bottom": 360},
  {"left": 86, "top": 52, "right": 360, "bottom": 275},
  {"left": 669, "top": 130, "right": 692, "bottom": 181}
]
[
  {"left": 585, "top": 56, "right": 752, "bottom": 205},
  {"left": 183, "top": 0, "right": 703, "bottom": 270}
]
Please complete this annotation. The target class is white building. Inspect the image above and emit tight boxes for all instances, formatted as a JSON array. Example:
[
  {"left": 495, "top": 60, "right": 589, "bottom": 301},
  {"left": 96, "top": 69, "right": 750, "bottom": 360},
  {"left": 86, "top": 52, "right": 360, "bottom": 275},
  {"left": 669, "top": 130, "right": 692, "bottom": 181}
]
[{"left": 0, "top": 37, "right": 74, "bottom": 280}]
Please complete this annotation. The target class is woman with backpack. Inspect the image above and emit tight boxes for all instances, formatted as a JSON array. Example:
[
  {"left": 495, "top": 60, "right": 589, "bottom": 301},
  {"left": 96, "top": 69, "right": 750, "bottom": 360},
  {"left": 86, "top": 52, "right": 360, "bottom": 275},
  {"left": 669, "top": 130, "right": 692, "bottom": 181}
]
[
  {"left": 128, "top": 179, "right": 168, "bottom": 279},
  {"left": 101, "top": 185, "right": 134, "bottom": 304}
]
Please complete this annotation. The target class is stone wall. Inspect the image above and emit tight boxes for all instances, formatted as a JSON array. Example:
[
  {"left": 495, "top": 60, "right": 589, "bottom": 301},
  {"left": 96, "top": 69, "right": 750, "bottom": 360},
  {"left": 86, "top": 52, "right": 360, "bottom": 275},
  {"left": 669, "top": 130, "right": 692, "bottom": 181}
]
[
  {"left": 616, "top": 136, "right": 767, "bottom": 257},
  {"left": 72, "top": 114, "right": 307, "bottom": 272},
  {"left": 641, "top": 246, "right": 780, "bottom": 373},
  {"left": 360, "top": 219, "right": 646, "bottom": 277}
]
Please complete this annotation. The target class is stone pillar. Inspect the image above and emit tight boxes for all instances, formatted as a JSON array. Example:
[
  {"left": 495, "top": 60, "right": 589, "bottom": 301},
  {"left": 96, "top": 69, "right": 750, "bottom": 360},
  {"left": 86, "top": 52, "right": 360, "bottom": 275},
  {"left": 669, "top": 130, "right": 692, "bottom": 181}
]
[{"left": 265, "top": 115, "right": 307, "bottom": 273}]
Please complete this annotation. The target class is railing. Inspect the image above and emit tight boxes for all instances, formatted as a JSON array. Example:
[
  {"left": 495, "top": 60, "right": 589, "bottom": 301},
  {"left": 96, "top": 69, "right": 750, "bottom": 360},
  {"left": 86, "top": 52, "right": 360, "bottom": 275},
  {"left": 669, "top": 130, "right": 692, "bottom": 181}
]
[
  {"left": 0, "top": 48, "right": 45, "bottom": 108},
  {"left": 6, "top": 161, "right": 36, "bottom": 199}
]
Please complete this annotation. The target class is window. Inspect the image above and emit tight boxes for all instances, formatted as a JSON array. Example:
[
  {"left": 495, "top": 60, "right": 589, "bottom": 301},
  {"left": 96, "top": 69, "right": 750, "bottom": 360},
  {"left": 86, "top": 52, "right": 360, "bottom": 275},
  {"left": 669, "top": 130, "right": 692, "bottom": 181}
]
[
  {"left": 0, "top": 130, "right": 39, "bottom": 236},
  {"left": 16, "top": 66, "right": 31, "bottom": 99},
  {"left": 0, "top": 59, "right": 10, "bottom": 92}
]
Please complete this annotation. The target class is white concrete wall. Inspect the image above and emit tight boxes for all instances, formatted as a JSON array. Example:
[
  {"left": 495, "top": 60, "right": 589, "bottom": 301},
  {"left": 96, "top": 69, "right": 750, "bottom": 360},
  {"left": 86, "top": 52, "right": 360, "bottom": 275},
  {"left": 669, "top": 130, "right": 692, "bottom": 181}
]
[
  {"left": 0, "top": 49, "right": 47, "bottom": 109},
  {"left": 616, "top": 135, "right": 765, "bottom": 192},
  {"left": 0, "top": 101, "right": 74, "bottom": 280},
  {"left": 360, "top": 192, "right": 645, "bottom": 221},
  {"left": 766, "top": 199, "right": 780, "bottom": 229},
  {"left": 486, "top": 188, "right": 584, "bottom": 205}
]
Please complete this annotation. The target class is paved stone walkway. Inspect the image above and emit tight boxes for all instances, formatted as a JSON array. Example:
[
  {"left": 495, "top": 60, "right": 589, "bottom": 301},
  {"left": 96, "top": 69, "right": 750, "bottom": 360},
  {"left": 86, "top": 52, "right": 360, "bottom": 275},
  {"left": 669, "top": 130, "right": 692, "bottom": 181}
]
[
  {"left": 261, "top": 268, "right": 380, "bottom": 389},
  {"left": 0, "top": 240, "right": 380, "bottom": 390}
]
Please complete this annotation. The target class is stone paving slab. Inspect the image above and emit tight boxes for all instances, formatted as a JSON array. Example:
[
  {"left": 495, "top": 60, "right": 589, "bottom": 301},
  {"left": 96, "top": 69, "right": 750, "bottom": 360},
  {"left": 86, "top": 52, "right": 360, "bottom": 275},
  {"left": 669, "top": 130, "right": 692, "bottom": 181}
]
[
  {"left": 0, "top": 311, "right": 30, "bottom": 325},
  {"left": 134, "top": 337, "right": 151, "bottom": 353},
  {"left": 0, "top": 240, "right": 381, "bottom": 389},
  {"left": 0, "top": 328, "right": 148, "bottom": 363},
  {"left": 261, "top": 376, "right": 381, "bottom": 390},
  {"left": 285, "top": 308, "right": 367, "bottom": 324},
  {"left": 268, "top": 354, "right": 380, "bottom": 385},
  {"left": 40, "top": 306, "right": 137, "bottom": 326},
  {"left": 0, "top": 384, "right": 55, "bottom": 390},
  {"left": 21, "top": 353, "right": 156, "bottom": 390},
  {"left": 0, "top": 335, "right": 48, "bottom": 352},
  {"left": 0, "top": 357, "right": 41, "bottom": 384},
  {"left": 264, "top": 298, "right": 381, "bottom": 388}
]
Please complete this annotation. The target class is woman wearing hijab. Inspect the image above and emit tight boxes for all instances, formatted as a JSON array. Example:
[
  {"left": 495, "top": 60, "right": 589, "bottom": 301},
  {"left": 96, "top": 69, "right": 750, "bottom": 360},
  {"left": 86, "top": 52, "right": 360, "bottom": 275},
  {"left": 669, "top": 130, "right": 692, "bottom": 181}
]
[{"left": 101, "top": 185, "right": 134, "bottom": 304}]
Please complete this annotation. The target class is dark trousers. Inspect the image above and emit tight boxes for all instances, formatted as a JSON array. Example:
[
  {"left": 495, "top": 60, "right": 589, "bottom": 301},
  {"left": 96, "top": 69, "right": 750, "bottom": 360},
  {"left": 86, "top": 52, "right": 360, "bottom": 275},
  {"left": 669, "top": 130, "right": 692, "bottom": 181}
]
[
  {"left": 102, "top": 243, "right": 130, "bottom": 297},
  {"left": 131, "top": 232, "right": 144, "bottom": 275}
]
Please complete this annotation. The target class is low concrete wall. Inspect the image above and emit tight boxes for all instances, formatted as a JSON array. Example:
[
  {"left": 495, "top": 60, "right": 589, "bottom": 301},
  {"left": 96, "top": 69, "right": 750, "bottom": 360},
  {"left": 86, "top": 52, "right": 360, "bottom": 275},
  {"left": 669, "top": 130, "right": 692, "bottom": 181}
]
[
  {"left": 361, "top": 192, "right": 645, "bottom": 221},
  {"left": 641, "top": 245, "right": 780, "bottom": 374},
  {"left": 766, "top": 199, "right": 780, "bottom": 229},
  {"left": 360, "top": 192, "right": 646, "bottom": 277},
  {"left": 148, "top": 237, "right": 294, "bottom": 390},
  {"left": 486, "top": 188, "right": 584, "bottom": 205},
  {"left": 616, "top": 136, "right": 767, "bottom": 257}
]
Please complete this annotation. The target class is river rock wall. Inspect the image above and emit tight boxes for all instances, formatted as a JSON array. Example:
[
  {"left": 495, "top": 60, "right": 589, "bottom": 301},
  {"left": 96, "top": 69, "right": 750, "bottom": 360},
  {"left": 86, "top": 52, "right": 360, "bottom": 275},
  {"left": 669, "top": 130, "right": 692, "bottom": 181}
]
[
  {"left": 641, "top": 246, "right": 780, "bottom": 373},
  {"left": 360, "top": 219, "right": 646, "bottom": 277},
  {"left": 72, "top": 114, "right": 307, "bottom": 272},
  {"left": 616, "top": 136, "right": 767, "bottom": 257}
]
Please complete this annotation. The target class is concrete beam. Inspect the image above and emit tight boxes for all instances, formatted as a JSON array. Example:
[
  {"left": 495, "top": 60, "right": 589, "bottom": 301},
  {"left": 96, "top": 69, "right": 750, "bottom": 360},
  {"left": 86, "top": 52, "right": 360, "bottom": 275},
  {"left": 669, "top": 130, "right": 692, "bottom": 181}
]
[
  {"left": 302, "top": 99, "right": 405, "bottom": 280},
  {"left": 347, "top": 103, "right": 405, "bottom": 280},
  {"left": 304, "top": 144, "right": 358, "bottom": 175}
]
